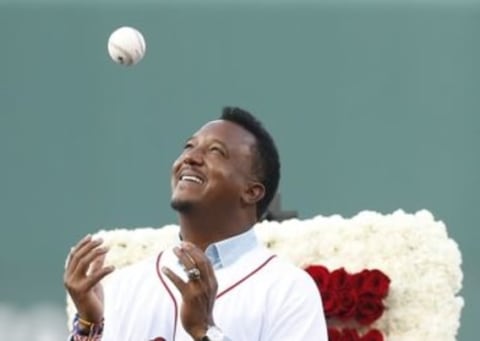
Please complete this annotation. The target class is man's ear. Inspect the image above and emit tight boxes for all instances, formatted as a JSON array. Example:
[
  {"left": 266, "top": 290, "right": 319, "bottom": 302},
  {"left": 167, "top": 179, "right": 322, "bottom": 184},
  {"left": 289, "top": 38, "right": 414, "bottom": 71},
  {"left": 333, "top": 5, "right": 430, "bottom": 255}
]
[{"left": 241, "top": 182, "right": 265, "bottom": 206}]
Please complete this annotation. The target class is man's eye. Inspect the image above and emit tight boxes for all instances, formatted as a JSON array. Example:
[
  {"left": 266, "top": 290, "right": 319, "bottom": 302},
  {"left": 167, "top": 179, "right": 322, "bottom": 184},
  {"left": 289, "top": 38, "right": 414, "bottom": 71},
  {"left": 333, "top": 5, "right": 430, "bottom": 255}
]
[
  {"left": 184, "top": 143, "right": 193, "bottom": 149},
  {"left": 210, "top": 146, "right": 224, "bottom": 155}
]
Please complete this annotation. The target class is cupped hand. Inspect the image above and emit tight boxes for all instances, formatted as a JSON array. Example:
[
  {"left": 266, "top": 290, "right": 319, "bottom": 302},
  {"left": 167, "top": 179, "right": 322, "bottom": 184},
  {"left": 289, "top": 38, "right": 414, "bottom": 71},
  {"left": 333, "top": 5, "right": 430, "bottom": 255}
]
[{"left": 64, "top": 234, "right": 115, "bottom": 324}]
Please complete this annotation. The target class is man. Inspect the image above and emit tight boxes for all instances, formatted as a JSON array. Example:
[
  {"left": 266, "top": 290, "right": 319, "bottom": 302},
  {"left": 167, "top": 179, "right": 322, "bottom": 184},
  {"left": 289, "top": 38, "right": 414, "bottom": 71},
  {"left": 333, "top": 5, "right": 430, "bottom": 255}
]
[{"left": 64, "top": 107, "right": 328, "bottom": 341}]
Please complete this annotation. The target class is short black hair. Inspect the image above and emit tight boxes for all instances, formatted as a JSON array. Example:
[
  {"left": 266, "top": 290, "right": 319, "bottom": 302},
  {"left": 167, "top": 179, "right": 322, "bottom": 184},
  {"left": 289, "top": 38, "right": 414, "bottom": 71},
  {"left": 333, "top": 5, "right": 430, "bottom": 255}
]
[{"left": 220, "top": 106, "right": 281, "bottom": 220}]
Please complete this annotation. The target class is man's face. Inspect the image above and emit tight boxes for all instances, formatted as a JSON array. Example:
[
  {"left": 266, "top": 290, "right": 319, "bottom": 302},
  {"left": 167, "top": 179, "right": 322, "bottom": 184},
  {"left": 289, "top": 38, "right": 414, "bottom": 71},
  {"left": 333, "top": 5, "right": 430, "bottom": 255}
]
[{"left": 170, "top": 120, "right": 257, "bottom": 213}]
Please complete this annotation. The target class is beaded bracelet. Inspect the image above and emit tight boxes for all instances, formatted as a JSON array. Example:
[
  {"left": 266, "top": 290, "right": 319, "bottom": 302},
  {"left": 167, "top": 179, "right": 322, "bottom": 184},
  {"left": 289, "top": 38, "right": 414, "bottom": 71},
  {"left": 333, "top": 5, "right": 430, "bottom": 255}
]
[{"left": 72, "top": 313, "right": 104, "bottom": 341}]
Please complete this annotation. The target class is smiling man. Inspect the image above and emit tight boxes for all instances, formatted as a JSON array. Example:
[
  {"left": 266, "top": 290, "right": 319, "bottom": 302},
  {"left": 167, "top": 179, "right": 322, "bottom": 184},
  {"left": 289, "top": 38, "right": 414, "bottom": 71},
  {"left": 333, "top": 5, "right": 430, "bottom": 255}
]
[{"left": 64, "top": 107, "right": 328, "bottom": 341}]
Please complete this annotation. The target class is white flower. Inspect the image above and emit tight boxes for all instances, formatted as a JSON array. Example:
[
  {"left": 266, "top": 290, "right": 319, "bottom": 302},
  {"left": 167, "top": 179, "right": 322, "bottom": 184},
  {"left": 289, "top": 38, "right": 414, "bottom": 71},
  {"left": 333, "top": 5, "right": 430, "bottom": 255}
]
[{"left": 65, "top": 210, "right": 463, "bottom": 341}]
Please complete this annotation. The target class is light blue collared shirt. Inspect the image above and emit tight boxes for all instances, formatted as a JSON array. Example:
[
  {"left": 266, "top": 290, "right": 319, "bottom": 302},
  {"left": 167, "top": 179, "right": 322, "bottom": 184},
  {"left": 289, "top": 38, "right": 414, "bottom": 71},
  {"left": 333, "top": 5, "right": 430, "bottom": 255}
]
[
  {"left": 178, "top": 227, "right": 258, "bottom": 270},
  {"left": 203, "top": 227, "right": 258, "bottom": 270}
]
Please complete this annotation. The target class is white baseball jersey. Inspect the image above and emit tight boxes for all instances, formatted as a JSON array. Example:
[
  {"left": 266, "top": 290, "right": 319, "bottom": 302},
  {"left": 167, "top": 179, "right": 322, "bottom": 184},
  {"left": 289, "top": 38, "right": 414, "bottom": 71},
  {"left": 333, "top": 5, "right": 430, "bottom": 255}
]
[{"left": 99, "top": 229, "right": 328, "bottom": 341}]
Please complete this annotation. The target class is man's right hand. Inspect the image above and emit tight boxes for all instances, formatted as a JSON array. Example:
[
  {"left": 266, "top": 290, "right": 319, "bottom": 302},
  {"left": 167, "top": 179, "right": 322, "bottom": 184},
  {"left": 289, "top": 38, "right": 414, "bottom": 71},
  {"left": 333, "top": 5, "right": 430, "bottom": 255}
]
[{"left": 63, "top": 234, "right": 115, "bottom": 324}]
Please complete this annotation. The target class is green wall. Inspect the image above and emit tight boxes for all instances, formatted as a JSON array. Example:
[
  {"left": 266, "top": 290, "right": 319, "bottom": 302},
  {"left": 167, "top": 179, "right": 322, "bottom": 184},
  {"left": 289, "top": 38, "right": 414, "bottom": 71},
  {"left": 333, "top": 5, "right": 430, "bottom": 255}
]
[{"left": 1, "top": 1, "right": 478, "bottom": 340}]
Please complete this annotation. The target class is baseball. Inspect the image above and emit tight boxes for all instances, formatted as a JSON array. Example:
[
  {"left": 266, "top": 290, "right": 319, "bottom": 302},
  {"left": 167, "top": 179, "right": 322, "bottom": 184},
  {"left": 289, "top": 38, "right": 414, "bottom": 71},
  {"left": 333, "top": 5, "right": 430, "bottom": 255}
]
[{"left": 107, "top": 26, "right": 146, "bottom": 66}]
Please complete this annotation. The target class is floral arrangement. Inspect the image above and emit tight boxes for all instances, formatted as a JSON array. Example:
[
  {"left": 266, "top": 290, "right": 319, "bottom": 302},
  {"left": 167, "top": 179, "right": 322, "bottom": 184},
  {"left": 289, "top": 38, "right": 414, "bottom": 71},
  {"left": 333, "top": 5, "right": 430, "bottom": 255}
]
[
  {"left": 306, "top": 265, "right": 390, "bottom": 340},
  {"left": 66, "top": 209, "right": 464, "bottom": 341}
]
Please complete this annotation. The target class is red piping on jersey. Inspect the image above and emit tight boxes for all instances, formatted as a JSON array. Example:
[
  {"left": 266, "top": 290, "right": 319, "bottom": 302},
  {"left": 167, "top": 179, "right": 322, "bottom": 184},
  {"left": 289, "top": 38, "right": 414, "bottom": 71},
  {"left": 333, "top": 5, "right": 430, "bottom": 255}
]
[
  {"left": 156, "top": 251, "right": 277, "bottom": 340},
  {"left": 156, "top": 252, "right": 178, "bottom": 341},
  {"left": 216, "top": 255, "right": 276, "bottom": 299}
]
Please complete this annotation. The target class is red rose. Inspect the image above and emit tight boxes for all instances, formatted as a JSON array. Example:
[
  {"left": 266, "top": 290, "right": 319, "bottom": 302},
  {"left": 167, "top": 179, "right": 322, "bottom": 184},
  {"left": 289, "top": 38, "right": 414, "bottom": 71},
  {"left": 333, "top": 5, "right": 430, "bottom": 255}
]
[
  {"left": 356, "top": 293, "right": 385, "bottom": 325},
  {"left": 356, "top": 270, "right": 390, "bottom": 298},
  {"left": 360, "top": 329, "right": 384, "bottom": 341},
  {"left": 321, "top": 289, "right": 340, "bottom": 317},
  {"left": 328, "top": 327, "right": 342, "bottom": 341},
  {"left": 305, "top": 265, "right": 330, "bottom": 293},
  {"left": 336, "top": 289, "right": 358, "bottom": 320},
  {"left": 328, "top": 267, "right": 352, "bottom": 291},
  {"left": 352, "top": 270, "right": 369, "bottom": 291},
  {"left": 341, "top": 328, "right": 360, "bottom": 341}
]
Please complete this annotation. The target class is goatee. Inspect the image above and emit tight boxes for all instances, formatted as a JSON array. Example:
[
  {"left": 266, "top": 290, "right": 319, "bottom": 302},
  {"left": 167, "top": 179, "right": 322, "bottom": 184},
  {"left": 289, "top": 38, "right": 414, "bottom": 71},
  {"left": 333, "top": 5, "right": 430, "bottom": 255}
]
[{"left": 170, "top": 199, "right": 194, "bottom": 213}]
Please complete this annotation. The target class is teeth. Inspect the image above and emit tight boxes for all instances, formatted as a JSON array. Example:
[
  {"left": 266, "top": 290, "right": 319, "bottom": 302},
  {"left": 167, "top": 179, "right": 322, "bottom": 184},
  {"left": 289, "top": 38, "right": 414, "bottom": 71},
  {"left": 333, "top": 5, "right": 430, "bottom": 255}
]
[{"left": 181, "top": 175, "right": 203, "bottom": 184}]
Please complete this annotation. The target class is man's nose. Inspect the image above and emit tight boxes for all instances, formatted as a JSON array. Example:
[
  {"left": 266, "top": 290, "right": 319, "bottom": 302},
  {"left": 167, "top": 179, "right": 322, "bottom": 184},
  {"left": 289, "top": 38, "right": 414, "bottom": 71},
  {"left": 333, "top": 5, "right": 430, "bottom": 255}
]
[{"left": 183, "top": 146, "right": 204, "bottom": 166}]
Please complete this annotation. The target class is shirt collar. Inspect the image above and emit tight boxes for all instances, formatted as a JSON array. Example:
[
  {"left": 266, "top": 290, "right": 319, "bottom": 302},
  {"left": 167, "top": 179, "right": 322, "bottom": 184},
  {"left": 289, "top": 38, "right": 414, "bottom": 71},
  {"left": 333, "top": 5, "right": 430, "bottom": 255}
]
[{"left": 204, "top": 228, "right": 258, "bottom": 269}]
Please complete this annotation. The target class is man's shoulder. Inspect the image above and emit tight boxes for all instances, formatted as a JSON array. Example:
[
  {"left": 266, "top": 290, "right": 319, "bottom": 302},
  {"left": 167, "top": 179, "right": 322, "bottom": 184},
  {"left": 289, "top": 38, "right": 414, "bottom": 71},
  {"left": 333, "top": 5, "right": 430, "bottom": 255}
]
[
  {"left": 241, "top": 251, "right": 321, "bottom": 311},
  {"left": 248, "top": 246, "right": 316, "bottom": 290},
  {"left": 270, "top": 255, "right": 314, "bottom": 283}
]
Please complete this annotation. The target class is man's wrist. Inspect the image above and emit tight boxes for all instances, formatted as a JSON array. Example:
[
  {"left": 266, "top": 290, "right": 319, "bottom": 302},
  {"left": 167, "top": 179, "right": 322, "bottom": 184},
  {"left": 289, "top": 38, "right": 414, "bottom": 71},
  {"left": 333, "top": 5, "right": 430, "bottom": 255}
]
[
  {"left": 72, "top": 313, "right": 104, "bottom": 338},
  {"left": 189, "top": 324, "right": 208, "bottom": 341},
  {"left": 199, "top": 325, "right": 225, "bottom": 341}
]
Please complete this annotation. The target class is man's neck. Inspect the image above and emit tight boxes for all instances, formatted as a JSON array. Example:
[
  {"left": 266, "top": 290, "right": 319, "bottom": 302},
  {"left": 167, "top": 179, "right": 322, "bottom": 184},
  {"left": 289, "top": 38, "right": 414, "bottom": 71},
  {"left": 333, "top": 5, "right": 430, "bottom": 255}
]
[{"left": 178, "top": 210, "right": 256, "bottom": 251}]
